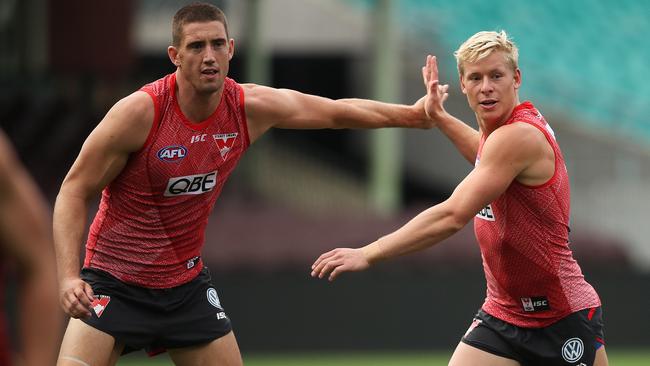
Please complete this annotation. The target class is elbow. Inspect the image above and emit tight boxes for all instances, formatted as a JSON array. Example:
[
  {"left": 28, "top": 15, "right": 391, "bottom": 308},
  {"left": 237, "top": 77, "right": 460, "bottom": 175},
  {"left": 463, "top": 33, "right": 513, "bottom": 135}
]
[
  {"left": 445, "top": 216, "right": 466, "bottom": 236},
  {"left": 440, "top": 205, "right": 471, "bottom": 236}
]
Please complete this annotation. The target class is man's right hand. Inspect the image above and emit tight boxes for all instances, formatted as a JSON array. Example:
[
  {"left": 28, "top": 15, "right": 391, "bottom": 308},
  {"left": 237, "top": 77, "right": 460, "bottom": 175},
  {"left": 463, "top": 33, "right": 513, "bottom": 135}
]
[{"left": 59, "top": 277, "right": 95, "bottom": 319}]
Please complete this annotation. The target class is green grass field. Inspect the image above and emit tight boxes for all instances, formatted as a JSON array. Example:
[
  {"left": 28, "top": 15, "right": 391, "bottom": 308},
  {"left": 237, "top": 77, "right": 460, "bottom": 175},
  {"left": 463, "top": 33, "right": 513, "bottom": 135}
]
[{"left": 119, "top": 349, "right": 650, "bottom": 365}]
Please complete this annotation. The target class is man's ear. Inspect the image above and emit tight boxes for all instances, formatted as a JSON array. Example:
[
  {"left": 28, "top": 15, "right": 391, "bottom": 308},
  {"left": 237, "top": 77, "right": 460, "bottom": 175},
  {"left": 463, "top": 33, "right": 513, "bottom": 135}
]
[
  {"left": 513, "top": 68, "right": 522, "bottom": 90},
  {"left": 228, "top": 38, "right": 235, "bottom": 61},
  {"left": 168, "top": 46, "right": 180, "bottom": 67},
  {"left": 459, "top": 74, "right": 468, "bottom": 95}
]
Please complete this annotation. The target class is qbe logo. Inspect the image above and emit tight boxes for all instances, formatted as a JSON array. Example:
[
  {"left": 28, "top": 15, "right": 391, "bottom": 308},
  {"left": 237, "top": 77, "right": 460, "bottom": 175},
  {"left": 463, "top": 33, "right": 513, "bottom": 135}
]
[
  {"left": 164, "top": 171, "right": 217, "bottom": 197},
  {"left": 476, "top": 204, "right": 495, "bottom": 221}
]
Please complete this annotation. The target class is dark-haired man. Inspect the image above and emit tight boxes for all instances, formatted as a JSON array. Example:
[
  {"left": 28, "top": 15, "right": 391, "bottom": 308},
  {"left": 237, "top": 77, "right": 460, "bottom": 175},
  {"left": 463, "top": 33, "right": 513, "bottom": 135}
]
[{"left": 54, "top": 2, "right": 432, "bottom": 365}]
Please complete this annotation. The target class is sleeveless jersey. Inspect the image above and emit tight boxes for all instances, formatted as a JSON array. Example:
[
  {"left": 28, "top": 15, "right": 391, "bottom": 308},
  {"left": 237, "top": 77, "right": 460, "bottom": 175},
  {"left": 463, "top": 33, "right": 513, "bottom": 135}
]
[
  {"left": 85, "top": 73, "right": 250, "bottom": 288},
  {"left": 474, "top": 101, "right": 600, "bottom": 328}
]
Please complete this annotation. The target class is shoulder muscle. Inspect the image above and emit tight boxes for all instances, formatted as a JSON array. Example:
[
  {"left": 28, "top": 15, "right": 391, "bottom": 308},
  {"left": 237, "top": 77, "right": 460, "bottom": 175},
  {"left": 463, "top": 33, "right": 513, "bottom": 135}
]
[{"left": 61, "top": 91, "right": 155, "bottom": 198}]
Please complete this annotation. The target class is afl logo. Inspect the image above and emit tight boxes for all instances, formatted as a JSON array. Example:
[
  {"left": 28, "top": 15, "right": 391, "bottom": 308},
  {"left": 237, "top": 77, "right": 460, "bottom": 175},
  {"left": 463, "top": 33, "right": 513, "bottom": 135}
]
[
  {"left": 157, "top": 145, "right": 187, "bottom": 162},
  {"left": 207, "top": 288, "right": 222, "bottom": 309},
  {"left": 561, "top": 337, "right": 584, "bottom": 362}
]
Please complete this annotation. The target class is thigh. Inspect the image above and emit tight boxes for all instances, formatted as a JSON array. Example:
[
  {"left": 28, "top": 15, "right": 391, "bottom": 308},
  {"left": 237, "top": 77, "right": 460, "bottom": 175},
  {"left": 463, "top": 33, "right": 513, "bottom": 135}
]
[
  {"left": 449, "top": 342, "right": 521, "bottom": 366},
  {"left": 168, "top": 331, "right": 242, "bottom": 366},
  {"left": 57, "top": 318, "right": 124, "bottom": 366},
  {"left": 594, "top": 346, "right": 609, "bottom": 366}
]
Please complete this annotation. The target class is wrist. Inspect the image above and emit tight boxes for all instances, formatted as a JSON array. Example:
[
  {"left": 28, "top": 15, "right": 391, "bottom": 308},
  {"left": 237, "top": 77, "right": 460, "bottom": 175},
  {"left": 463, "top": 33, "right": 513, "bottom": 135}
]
[
  {"left": 361, "top": 239, "right": 385, "bottom": 264},
  {"left": 408, "top": 104, "right": 430, "bottom": 128},
  {"left": 59, "top": 269, "right": 81, "bottom": 283}
]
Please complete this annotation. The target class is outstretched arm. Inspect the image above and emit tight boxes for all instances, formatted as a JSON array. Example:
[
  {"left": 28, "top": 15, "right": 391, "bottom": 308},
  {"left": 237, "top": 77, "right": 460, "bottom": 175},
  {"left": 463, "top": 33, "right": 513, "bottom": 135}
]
[
  {"left": 243, "top": 83, "right": 432, "bottom": 143},
  {"left": 311, "top": 122, "right": 545, "bottom": 281},
  {"left": 0, "top": 131, "right": 61, "bottom": 365},
  {"left": 53, "top": 91, "right": 153, "bottom": 319},
  {"left": 422, "top": 55, "right": 480, "bottom": 163}
]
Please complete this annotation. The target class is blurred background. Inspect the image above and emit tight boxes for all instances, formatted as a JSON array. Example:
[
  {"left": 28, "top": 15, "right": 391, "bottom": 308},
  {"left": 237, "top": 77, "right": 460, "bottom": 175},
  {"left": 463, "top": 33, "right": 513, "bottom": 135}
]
[{"left": 1, "top": 0, "right": 649, "bottom": 363}]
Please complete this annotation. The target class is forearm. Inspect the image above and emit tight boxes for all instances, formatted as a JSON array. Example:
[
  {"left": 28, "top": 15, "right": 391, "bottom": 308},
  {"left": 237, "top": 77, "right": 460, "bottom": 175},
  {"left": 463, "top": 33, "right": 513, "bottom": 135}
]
[
  {"left": 336, "top": 98, "right": 429, "bottom": 129},
  {"left": 435, "top": 111, "right": 480, "bottom": 164},
  {"left": 19, "top": 258, "right": 61, "bottom": 365},
  {"left": 362, "top": 203, "right": 465, "bottom": 263},
  {"left": 53, "top": 190, "right": 90, "bottom": 281},
  {"left": 0, "top": 166, "right": 62, "bottom": 364}
]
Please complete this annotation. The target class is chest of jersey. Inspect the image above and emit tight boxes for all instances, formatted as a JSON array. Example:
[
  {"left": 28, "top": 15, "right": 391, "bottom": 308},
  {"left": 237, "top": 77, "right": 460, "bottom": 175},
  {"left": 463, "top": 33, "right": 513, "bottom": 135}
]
[{"left": 148, "top": 125, "right": 243, "bottom": 198}]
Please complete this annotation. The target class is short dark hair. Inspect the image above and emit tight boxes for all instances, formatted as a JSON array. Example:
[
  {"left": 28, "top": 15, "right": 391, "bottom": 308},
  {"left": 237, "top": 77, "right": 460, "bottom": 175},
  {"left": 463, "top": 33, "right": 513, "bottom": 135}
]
[{"left": 172, "top": 2, "right": 229, "bottom": 47}]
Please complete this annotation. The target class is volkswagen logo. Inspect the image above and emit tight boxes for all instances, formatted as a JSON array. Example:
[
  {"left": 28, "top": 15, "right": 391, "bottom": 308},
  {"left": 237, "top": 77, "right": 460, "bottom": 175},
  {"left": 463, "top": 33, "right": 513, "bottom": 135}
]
[{"left": 561, "top": 337, "right": 584, "bottom": 362}]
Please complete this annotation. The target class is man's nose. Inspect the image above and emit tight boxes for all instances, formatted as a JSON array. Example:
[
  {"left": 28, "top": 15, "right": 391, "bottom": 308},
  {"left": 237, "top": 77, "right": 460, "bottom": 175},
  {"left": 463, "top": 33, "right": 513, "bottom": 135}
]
[
  {"left": 480, "top": 77, "right": 494, "bottom": 93},
  {"left": 203, "top": 47, "right": 216, "bottom": 64}
]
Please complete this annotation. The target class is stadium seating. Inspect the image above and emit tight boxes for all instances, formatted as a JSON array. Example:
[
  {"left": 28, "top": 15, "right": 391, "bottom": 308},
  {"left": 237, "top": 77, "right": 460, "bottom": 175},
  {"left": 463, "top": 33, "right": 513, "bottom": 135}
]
[{"left": 349, "top": 0, "right": 650, "bottom": 143}]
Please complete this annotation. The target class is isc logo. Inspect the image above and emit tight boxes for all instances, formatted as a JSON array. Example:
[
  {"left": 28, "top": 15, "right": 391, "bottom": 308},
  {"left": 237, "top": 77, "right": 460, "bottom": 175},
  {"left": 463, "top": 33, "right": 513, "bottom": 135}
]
[
  {"left": 157, "top": 145, "right": 187, "bottom": 162},
  {"left": 164, "top": 171, "right": 217, "bottom": 197},
  {"left": 521, "top": 296, "right": 550, "bottom": 312}
]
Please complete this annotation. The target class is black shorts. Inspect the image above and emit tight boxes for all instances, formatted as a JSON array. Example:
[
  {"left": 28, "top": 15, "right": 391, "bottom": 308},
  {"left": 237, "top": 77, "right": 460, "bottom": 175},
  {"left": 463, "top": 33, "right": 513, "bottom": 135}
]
[
  {"left": 80, "top": 267, "right": 232, "bottom": 355},
  {"left": 462, "top": 307, "right": 605, "bottom": 366}
]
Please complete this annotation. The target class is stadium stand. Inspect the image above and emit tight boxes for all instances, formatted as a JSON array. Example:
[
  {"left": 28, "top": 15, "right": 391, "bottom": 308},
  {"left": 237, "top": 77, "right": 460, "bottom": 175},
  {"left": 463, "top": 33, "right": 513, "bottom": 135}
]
[{"left": 350, "top": 0, "right": 650, "bottom": 143}]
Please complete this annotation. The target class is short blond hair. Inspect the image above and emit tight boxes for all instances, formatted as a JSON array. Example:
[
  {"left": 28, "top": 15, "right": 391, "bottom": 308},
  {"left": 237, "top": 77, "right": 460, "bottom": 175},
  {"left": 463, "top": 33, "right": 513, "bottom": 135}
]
[{"left": 454, "top": 30, "right": 518, "bottom": 76}]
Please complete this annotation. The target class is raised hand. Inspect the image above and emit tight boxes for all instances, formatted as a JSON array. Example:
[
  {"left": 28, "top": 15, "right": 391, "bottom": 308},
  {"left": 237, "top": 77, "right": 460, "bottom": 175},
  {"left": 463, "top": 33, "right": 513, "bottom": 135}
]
[{"left": 421, "top": 55, "right": 450, "bottom": 121}]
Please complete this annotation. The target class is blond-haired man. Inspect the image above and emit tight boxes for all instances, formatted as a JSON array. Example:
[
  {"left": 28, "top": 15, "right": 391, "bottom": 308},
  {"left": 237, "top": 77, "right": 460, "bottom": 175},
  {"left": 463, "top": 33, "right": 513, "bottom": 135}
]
[{"left": 312, "top": 30, "right": 608, "bottom": 366}]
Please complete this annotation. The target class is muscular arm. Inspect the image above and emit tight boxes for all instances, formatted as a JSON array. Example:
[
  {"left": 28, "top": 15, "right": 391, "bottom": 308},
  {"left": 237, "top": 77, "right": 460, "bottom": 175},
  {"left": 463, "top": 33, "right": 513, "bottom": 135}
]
[
  {"left": 53, "top": 91, "right": 153, "bottom": 318},
  {"left": 242, "top": 84, "right": 431, "bottom": 143},
  {"left": 312, "top": 122, "right": 548, "bottom": 280},
  {"left": 422, "top": 55, "right": 480, "bottom": 163},
  {"left": 0, "top": 132, "right": 61, "bottom": 365}
]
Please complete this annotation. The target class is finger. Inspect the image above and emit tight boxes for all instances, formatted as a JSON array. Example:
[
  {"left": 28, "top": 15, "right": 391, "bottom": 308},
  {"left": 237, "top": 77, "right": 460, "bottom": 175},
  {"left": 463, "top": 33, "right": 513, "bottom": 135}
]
[
  {"left": 319, "top": 258, "right": 344, "bottom": 279},
  {"left": 422, "top": 66, "right": 428, "bottom": 86},
  {"left": 83, "top": 282, "right": 95, "bottom": 303},
  {"left": 318, "top": 262, "right": 339, "bottom": 278},
  {"left": 317, "top": 260, "right": 335, "bottom": 279},
  {"left": 422, "top": 55, "right": 431, "bottom": 85},
  {"left": 329, "top": 266, "right": 345, "bottom": 282},
  {"left": 65, "top": 293, "right": 91, "bottom": 319},
  {"left": 429, "top": 79, "right": 440, "bottom": 94},
  {"left": 74, "top": 286, "right": 93, "bottom": 309},
  {"left": 429, "top": 58, "right": 440, "bottom": 91},
  {"left": 422, "top": 55, "right": 431, "bottom": 84},
  {"left": 431, "top": 55, "right": 439, "bottom": 80},
  {"left": 312, "top": 257, "right": 335, "bottom": 278},
  {"left": 311, "top": 250, "right": 337, "bottom": 270}
]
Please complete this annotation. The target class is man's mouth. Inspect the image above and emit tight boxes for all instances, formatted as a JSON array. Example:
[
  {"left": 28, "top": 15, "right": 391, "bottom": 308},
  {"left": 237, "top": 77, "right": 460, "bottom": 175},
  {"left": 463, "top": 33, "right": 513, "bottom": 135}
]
[{"left": 480, "top": 99, "right": 497, "bottom": 107}]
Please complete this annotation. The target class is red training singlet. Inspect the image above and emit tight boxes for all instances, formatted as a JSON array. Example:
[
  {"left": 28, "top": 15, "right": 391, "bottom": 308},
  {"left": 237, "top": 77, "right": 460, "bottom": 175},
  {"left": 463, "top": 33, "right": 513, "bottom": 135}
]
[
  {"left": 85, "top": 73, "right": 250, "bottom": 288},
  {"left": 474, "top": 101, "right": 600, "bottom": 328}
]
